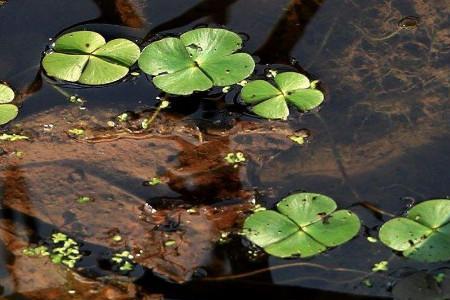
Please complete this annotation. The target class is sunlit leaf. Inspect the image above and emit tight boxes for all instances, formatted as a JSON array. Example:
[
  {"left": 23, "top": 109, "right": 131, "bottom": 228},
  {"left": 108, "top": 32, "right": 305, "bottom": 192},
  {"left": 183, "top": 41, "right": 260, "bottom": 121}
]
[
  {"left": 42, "top": 31, "right": 140, "bottom": 85},
  {"left": 243, "top": 192, "right": 360, "bottom": 258},
  {"left": 0, "top": 83, "right": 18, "bottom": 125},
  {"left": 0, "top": 83, "right": 15, "bottom": 103},
  {"left": 379, "top": 199, "right": 450, "bottom": 262},
  {"left": 138, "top": 28, "right": 255, "bottom": 95},
  {"left": 241, "top": 72, "right": 324, "bottom": 120}
]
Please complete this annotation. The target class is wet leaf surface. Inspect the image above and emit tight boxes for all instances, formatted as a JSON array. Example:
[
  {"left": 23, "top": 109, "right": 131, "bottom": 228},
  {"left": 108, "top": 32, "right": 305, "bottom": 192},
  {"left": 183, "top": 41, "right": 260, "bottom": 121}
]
[
  {"left": 42, "top": 31, "right": 140, "bottom": 85},
  {"left": 138, "top": 28, "right": 255, "bottom": 95},
  {"left": 380, "top": 200, "right": 450, "bottom": 262},
  {"left": 241, "top": 72, "right": 324, "bottom": 120},
  {"left": 244, "top": 193, "right": 360, "bottom": 258}
]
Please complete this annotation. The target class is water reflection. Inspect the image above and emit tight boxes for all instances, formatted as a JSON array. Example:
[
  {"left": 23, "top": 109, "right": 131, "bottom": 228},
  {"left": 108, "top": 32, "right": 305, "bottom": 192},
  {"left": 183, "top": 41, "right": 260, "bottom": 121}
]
[
  {"left": 255, "top": 0, "right": 324, "bottom": 63},
  {"left": 143, "top": 0, "right": 239, "bottom": 41},
  {"left": 0, "top": 0, "right": 449, "bottom": 298},
  {"left": 91, "top": 0, "right": 146, "bottom": 27}
]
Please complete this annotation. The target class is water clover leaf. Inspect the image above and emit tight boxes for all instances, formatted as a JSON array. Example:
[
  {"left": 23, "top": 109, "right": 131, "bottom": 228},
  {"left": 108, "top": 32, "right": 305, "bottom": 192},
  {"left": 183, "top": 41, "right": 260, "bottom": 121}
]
[
  {"left": 138, "top": 28, "right": 255, "bottom": 95},
  {"left": 379, "top": 199, "right": 450, "bottom": 262},
  {"left": 241, "top": 72, "right": 325, "bottom": 120},
  {"left": 42, "top": 31, "right": 140, "bottom": 85},
  {"left": 0, "top": 83, "right": 14, "bottom": 103},
  {"left": 243, "top": 193, "right": 361, "bottom": 258},
  {"left": 0, "top": 83, "right": 18, "bottom": 125}
]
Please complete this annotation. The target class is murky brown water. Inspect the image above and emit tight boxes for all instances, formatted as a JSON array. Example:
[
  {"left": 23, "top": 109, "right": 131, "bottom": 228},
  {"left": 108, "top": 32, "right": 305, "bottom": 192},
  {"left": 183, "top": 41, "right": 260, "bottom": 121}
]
[{"left": 0, "top": 0, "right": 449, "bottom": 299}]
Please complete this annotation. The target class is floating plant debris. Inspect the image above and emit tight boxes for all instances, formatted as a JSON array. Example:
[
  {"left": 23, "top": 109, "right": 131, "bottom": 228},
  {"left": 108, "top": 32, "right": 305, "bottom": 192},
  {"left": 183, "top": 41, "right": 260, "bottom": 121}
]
[
  {"left": 372, "top": 260, "right": 389, "bottom": 272},
  {"left": 112, "top": 250, "right": 135, "bottom": 272},
  {"left": 0, "top": 133, "right": 28, "bottom": 141},
  {"left": 224, "top": 151, "right": 246, "bottom": 167},
  {"left": 23, "top": 232, "right": 82, "bottom": 269}
]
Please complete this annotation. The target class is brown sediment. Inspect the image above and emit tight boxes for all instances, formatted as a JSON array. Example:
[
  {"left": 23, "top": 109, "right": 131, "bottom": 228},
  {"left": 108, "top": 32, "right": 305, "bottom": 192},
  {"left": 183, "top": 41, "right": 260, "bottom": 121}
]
[{"left": 0, "top": 219, "right": 162, "bottom": 299}]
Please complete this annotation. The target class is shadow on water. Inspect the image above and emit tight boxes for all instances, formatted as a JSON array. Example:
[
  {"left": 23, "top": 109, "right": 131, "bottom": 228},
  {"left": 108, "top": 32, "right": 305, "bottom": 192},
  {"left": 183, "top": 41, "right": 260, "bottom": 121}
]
[
  {"left": 91, "top": 0, "right": 146, "bottom": 28},
  {"left": 255, "top": 0, "right": 324, "bottom": 64},
  {"left": 143, "top": 0, "right": 239, "bottom": 41}
]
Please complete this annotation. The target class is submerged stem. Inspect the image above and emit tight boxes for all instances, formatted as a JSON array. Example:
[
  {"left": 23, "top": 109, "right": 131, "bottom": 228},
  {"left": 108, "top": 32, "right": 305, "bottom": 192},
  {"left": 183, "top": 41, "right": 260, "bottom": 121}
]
[
  {"left": 146, "top": 98, "right": 170, "bottom": 126},
  {"left": 51, "top": 85, "right": 72, "bottom": 99},
  {"left": 203, "top": 261, "right": 373, "bottom": 281}
]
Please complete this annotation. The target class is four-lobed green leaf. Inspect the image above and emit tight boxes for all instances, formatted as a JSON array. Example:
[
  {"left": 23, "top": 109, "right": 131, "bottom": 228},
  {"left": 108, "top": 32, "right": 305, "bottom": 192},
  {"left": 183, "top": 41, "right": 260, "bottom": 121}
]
[
  {"left": 138, "top": 28, "right": 255, "bottom": 95},
  {"left": 244, "top": 193, "right": 360, "bottom": 258},
  {"left": 0, "top": 83, "right": 18, "bottom": 125},
  {"left": 379, "top": 199, "right": 450, "bottom": 262},
  {"left": 42, "top": 31, "right": 140, "bottom": 85},
  {"left": 241, "top": 72, "right": 324, "bottom": 120}
]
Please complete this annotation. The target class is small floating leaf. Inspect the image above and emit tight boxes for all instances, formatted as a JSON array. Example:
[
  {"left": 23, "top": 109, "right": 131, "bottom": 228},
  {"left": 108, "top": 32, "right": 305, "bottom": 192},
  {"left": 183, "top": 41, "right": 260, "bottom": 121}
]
[
  {"left": 0, "top": 133, "right": 28, "bottom": 142},
  {"left": 0, "top": 83, "right": 18, "bottom": 125},
  {"left": 112, "top": 235, "right": 122, "bottom": 242},
  {"left": 76, "top": 196, "right": 91, "bottom": 204},
  {"left": 367, "top": 236, "right": 378, "bottom": 243},
  {"left": 243, "top": 192, "right": 360, "bottom": 258},
  {"left": 241, "top": 72, "right": 324, "bottom": 120},
  {"left": 68, "top": 128, "right": 85, "bottom": 136},
  {"left": 224, "top": 152, "right": 246, "bottom": 164},
  {"left": 372, "top": 260, "right": 389, "bottom": 272},
  {"left": 138, "top": 28, "right": 255, "bottom": 95},
  {"left": 42, "top": 31, "right": 140, "bottom": 85},
  {"left": 147, "top": 177, "right": 162, "bottom": 186},
  {"left": 434, "top": 273, "right": 446, "bottom": 283},
  {"left": 379, "top": 199, "right": 450, "bottom": 262}
]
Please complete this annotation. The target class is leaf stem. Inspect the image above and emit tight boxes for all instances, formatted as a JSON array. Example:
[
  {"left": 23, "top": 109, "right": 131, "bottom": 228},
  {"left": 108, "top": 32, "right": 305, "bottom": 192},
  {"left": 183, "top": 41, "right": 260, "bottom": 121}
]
[{"left": 146, "top": 98, "right": 170, "bottom": 126}]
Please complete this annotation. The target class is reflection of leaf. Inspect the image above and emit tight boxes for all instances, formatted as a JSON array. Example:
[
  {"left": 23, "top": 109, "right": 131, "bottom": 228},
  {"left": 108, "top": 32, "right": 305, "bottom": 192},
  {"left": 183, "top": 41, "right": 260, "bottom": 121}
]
[
  {"left": 241, "top": 72, "right": 324, "bottom": 120},
  {"left": 243, "top": 193, "right": 360, "bottom": 258},
  {"left": 42, "top": 31, "right": 140, "bottom": 85},
  {"left": 138, "top": 28, "right": 255, "bottom": 95},
  {"left": 0, "top": 83, "right": 18, "bottom": 125},
  {"left": 379, "top": 199, "right": 450, "bottom": 262}
]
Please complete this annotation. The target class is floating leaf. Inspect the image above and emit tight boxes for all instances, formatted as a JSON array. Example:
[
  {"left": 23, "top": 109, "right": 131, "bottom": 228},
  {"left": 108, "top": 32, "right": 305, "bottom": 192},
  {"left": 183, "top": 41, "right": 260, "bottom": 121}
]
[
  {"left": 243, "top": 193, "right": 360, "bottom": 258},
  {"left": 241, "top": 72, "right": 324, "bottom": 120},
  {"left": 138, "top": 28, "right": 255, "bottom": 95},
  {"left": 372, "top": 260, "right": 389, "bottom": 272},
  {"left": 42, "top": 31, "right": 140, "bottom": 85},
  {"left": 379, "top": 199, "right": 450, "bottom": 262},
  {"left": 0, "top": 83, "right": 18, "bottom": 125}
]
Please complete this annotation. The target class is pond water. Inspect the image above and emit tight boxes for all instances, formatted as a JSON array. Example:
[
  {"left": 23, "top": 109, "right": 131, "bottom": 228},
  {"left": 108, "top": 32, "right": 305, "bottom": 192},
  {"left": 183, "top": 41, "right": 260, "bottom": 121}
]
[{"left": 0, "top": 0, "right": 449, "bottom": 299}]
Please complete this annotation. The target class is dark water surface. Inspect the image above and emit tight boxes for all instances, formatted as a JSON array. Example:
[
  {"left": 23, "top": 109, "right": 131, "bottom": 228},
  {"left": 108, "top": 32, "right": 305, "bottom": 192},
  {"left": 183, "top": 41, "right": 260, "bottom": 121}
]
[{"left": 0, "top": 0, "right": 449, "bottom": 299}]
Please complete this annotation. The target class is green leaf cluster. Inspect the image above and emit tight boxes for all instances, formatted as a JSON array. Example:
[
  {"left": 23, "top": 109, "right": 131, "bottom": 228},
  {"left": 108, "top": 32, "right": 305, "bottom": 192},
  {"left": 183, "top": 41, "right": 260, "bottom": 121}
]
[{"left": 40, "top": 29, "right": 325, "bottom": 120}]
